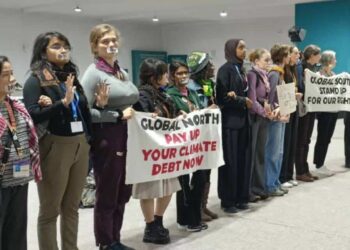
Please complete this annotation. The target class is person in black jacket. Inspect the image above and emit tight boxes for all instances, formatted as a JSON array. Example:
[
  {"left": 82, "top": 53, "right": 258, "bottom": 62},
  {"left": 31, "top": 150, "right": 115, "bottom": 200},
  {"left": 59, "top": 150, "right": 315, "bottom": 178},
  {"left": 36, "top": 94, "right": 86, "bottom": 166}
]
[
  {"left": 23, "top": 32, "right": 92, "bottom": 250},
  {"left": 216, "top": 39, "right": 253, "bottom": 213},
  {"left": 132, "top": 58, "right": 181, "bottom": 244}
]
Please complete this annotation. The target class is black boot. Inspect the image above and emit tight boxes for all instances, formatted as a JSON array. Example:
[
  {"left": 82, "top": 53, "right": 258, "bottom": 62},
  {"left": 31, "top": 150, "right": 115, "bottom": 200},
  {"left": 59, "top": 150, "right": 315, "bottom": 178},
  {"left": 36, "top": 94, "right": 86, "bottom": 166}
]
[
  {"left": 143, "top": 221, "right": 170, "bottom": 245},
  {"left": 154, "top": 215, "right": 169, "bottom": 236}
]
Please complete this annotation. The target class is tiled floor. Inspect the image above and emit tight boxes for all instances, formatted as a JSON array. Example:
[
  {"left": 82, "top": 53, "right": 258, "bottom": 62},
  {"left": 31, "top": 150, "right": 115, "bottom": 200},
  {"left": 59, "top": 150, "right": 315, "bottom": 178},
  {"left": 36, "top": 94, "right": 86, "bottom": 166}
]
[{"left": 27, "top": 119, "right": 350, "bottom": 250}]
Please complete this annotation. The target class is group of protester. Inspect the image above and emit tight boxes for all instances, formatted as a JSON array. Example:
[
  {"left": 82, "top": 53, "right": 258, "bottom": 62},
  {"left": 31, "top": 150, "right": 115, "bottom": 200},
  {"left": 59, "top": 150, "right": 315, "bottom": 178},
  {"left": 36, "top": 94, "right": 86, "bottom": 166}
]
[{"left": 0, "top": 23, "right": 347, "bottom": 250}]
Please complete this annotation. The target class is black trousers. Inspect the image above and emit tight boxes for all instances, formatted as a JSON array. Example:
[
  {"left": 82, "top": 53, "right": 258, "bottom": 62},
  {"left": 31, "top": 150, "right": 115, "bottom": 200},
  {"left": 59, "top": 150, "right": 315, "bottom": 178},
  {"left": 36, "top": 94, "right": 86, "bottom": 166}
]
[
  {"left": 295, "top": 112, "right": 316, "bottom": 175},
  {"left": 176, "top": 171, "right": 206, "bottom": 227},
  {"left": 0, "top": 184, "right": 28, "bottom": 250},
  {"left": 344, "top": 112, "right": 350, "bottom": 166},
  {"left": 280, "top": 111, "right": 299, "bottom": 183},
  {"left": 218, "top": 126, "right": 251, "bottom": 207},
  {"left": 314, "top": 112, "right": 338, "bottom": 168}
]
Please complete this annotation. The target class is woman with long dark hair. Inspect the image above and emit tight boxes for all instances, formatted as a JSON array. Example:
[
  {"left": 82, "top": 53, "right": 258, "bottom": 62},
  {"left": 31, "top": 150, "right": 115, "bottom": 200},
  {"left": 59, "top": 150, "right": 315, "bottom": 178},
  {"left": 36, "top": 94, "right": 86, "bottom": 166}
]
[
  {"left": 0, "top": 56, "right": 41, "bottom": 250},
  {"left": 23, "top": 32, "right": 91, "bottom": 250},
  {"left": 132, "top": 58, "right": 181, "bottom": 244},
  {"left": 166, "top": 61, "right": 207, "bottom": 232}
]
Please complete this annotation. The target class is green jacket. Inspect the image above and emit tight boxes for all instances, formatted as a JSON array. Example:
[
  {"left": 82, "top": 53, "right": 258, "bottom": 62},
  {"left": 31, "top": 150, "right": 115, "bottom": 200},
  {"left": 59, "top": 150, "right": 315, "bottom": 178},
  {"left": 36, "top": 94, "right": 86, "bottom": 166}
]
[{"left": 166, "top": 86, "right": 202, "bottom": 113}]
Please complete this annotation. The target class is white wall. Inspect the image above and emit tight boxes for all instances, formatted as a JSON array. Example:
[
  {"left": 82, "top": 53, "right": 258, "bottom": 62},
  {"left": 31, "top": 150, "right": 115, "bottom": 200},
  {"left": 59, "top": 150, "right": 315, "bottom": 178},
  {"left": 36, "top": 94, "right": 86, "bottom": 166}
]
[
  {"left": 0, "top": 10, "right": 162, "bottom": 84},
  {"left": 160, "top": 16, "right": 294, "bottom": 69},
  {"left": 0, "top": 10, "right": 294, "bottom": 84}
]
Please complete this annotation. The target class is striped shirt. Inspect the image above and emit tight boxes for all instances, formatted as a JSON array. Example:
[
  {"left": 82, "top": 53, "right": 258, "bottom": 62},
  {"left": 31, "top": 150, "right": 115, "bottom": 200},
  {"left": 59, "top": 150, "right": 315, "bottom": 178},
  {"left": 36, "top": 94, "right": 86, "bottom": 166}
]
[{"left": 0, "top": 102, "right": 33, "bottom": 187}]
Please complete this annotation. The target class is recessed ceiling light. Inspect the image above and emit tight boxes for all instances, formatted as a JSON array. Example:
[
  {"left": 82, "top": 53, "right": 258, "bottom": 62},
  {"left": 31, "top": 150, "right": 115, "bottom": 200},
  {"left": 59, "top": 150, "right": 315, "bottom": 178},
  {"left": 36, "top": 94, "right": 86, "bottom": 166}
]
[
  {"left": 74, "top": 6, "right": 82, "bottom": 12},
  {"left": 220, "top": 11, "right": 227, "bottom": 17},
  {"left": 152, "top": 17, "right": 159, "bottom": 22}
]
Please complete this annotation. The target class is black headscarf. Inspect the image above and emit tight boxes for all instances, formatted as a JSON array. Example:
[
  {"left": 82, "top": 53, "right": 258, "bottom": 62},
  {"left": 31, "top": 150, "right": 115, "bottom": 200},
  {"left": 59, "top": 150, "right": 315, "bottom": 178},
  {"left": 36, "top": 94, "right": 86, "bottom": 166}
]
[{"left": 224, "top": 39, "right": 244, "bottom": 64}]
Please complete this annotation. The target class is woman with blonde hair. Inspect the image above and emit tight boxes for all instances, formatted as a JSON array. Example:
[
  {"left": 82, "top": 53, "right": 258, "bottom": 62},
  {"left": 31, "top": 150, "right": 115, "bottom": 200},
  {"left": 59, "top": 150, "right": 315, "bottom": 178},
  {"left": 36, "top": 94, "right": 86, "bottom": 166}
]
[{"left": 81, "top": 24, "right": 138, "bottom": 250}]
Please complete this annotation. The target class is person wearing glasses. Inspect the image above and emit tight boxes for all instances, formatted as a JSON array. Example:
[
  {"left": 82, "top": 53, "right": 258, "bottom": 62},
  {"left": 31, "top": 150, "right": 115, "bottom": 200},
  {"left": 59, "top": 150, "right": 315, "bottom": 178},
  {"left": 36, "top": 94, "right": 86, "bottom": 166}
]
[
  {"left": 81, "top": 24, "right": 138, "bottom": 250},
  {"left": 216, "top": 39, "right": 253, "bottom": 213},
  {"left": 23, "top": 32, "right": 92, "bottom": 250},
  {"left": 166, "top": 61, "right": 207, "bottom": 232}
]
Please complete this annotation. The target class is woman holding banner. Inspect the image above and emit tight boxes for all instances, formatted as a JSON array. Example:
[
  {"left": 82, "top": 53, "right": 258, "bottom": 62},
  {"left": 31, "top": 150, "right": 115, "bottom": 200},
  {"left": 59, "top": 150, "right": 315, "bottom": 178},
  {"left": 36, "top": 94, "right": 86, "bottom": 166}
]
[
  {"left": 166, "top": 61, "right": 207, "bottom": 232},
  {"left": 81, "top": 24, "right": 138, "bottom": 250},
  {"left": 295, "top": 44, "right": 321, "bottom": 182},
  {"left": 132, "top": 58, "right": 181, "bottom": 244},
  {"left": 264, "top": 44, "right": 290, "bottom": 197},
  {"left": 216, "top": 39, "right": 252, "bottom": 212},
  {"left": 313, "top": 50, "right": 337, "bottom": 177},
  {"left": 187, "top": 51, "right": 219, "bottom": 221},
  {"left": 247, "top": 48, "right": 273, "bottom": 202}
]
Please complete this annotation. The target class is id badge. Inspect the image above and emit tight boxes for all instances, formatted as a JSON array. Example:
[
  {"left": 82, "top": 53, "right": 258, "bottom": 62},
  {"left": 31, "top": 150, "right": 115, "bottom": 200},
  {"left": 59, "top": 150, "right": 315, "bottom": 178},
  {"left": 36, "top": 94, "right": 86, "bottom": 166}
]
[
  {"left": 13, "top": 160, "right": 30, "bottom": 178},
  {"left": 71, "top": 121, "right": 83, "bottom": 133}
]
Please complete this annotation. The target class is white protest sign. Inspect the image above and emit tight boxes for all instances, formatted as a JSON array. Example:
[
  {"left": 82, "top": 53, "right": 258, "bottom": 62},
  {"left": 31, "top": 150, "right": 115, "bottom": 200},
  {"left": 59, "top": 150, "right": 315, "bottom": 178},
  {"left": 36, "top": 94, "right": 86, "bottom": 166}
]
[
  {"left": 276, "top": 82, "right": 297, "bottom": 115},
  {"left": 126, "top": 109, "right": 224, "bottom": 184},
  {"left": 304, "top": 69, "right": 350, "bottom": 112}
]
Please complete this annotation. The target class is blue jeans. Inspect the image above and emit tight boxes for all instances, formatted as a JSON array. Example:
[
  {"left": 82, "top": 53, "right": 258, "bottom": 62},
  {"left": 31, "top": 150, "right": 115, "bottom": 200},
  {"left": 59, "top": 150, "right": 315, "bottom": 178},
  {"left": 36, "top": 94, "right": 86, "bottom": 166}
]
[{"left": 265, "top": 121, "right": 286, "bottom": 193}]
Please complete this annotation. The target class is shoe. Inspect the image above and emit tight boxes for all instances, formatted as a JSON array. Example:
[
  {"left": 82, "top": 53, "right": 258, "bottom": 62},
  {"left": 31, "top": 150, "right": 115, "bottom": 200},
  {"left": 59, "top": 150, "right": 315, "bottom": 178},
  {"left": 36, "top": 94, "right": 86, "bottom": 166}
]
[
  {"left": 201, "top": 208, "right": 212, "bottom": 222},
  {"left": 186, "top": 224, "right": 202, "bottom": 232},
  {"left": 279, "top": 187, "right": 289, "bottom": 194},
  {"left": 113, "top": 242, "right": 135, "bottom": 250},
  {"left": 203, "top": 207, "right": 218, "bottom": 220},
  {"left": 154, "top": 215, "right": 169, "bottom": 236},
  {"left": 288, "top": 180, "right": 298, "bottom": 186},
  {"left": 177, "top": 223, "right": 187, "bottom": 230},
  {"left": 222, "top": 206, "right": 238, "bottom": 214},
  {"left": 249, "top": 194, "right": 261, "bottom": 202},
  {"left": 268, "top": 189, "right": 284, "bottom": 196},
  {"left": 236, "top": 203, "right": 249, "bottom": 210},
  {"left": 281, "top": 182, "right": 293, "bottom": 188},
  {"left": 296, "top": 174, "right": 314, "bottom": 182},
  {"left": 315, "top": 165, "right": 335, "bottom": 177},
  {"left": 200, "top": 222, "right": 208, "bottom": 230},
  {"left": 306, "top": 172, "right": 319, "bottom": 180},
  {"left": 143, "top": 222, "right": 170, "bottom": 244}
]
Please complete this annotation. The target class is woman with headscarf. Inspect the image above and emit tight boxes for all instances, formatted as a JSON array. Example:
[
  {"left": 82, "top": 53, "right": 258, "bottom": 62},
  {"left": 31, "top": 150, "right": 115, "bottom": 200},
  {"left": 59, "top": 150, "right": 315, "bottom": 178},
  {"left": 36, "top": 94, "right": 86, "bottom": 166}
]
[{"left": 216, "top": 39, "right": 252, "bottom": 213}]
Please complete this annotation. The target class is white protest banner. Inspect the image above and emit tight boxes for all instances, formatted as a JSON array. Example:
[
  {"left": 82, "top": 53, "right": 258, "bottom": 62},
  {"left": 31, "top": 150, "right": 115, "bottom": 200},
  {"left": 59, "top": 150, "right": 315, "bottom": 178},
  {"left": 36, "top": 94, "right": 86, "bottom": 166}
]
[
  {"left": 126, "top": 109, "right": 224, "bottom": 184},
  {"left": 276, "top": 83, "right": 297, "bottom": 115},
  {"left": 304, "top": 69, "right": 350, "bottom": 112}
]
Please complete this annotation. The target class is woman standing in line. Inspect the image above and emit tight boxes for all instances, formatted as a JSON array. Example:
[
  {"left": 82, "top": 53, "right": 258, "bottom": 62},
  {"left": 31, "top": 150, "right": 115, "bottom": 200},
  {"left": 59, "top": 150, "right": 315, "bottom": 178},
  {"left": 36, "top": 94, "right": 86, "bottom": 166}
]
[
  {"left": 313, "top": 50, "right": 338, "bottom": 177},
  {"left": 216, "top": 39, "right": 253, "bottom": 212},
  {"left": 187, "top": 51, "right": 219, "bottom": 221},
  {"left": 264, "top": 44, "right": 290, "bottom": 197},
  {"left": 247, "top": 48, "right": 273, "bottom": 202},
  {"left": 132, "top": 58, "right": 181, "bottom": 244},
  {"left": 0, "top": 56, "right": 41, "bottom": 250},
  {"left": 81, "top": 24, "right": 138, "bottom": 250},
  {"left": 279, "top": 46, "right": 302, "bottom": 188},
  {"left": 166, "top": 61, "right": 207, "bottom": 232},
  {"left": 23, "top": 32, "right": 91, "bottom": 250},
  {"left": 295, "top": 45, "right": 321, "bottom": 182}
]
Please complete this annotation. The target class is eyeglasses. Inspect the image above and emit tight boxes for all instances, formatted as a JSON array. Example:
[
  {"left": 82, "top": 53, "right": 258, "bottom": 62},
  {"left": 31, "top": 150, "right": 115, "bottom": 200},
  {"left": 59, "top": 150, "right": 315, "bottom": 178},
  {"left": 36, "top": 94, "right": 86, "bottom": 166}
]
[
  {"left": 48, "top": 44, "right": 71, "bottom": 51},
  {"left": 175, "top": 71, "right": 189, "bottom": 76}
]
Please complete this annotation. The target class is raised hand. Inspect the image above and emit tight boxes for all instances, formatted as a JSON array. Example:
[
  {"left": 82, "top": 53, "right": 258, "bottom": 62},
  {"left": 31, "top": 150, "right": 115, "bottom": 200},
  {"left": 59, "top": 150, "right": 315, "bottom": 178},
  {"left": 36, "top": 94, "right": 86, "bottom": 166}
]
[
  {"left": 62, "top": 74, "right": 76, "bottom": 107},
  {"left": 94, "top": 80, "right": 110, "bottom": 108}
]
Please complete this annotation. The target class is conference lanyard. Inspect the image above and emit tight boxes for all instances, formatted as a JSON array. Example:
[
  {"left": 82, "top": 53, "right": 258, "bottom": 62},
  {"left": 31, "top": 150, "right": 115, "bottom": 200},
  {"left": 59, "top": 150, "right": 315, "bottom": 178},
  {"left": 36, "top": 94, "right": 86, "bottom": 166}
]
[
  {"left": 60, "top": 83, "right": 80, "bottom": 121},
  {"left": 3, "top": 99, "right": 23, "bottom": 157}
]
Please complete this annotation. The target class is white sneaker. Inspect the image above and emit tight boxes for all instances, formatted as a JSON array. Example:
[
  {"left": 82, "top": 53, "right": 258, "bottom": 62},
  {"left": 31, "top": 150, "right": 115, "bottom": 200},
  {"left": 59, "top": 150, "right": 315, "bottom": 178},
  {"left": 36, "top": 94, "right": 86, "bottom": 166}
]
[
  {"left": 316, "top": 165, "right": 335, "bottom": 177},
  {"left": 281, "top": 182, "right": 293, "bottom": 188},
  {"left": 177, "top": 223, "right": 187, "bottom": 230},
  {"left": 288, "top": 180, "right": 298, "bottom": 186}
]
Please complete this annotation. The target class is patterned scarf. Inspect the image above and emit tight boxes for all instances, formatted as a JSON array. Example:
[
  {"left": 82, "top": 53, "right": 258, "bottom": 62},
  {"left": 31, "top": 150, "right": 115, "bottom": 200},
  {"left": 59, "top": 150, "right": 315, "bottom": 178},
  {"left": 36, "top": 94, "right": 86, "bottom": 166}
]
[
  {"left": 0, "top": 97, "right": 41, "bottom": 182},
  {"left": 95, "top": 57, "right": 124, "bottom": 80}
]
